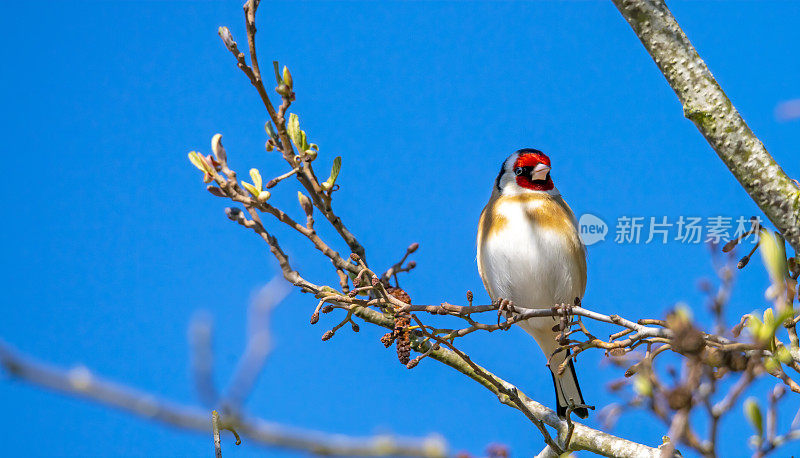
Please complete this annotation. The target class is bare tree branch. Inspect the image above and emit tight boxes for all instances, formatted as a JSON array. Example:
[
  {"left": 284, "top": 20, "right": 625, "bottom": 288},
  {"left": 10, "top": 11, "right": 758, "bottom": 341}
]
[{"left": 333, "top": 304, "right": 663, "bottom": 457}]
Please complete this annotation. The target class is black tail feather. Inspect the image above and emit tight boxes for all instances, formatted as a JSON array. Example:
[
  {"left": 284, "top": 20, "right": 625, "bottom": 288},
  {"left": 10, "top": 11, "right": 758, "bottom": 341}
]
[{"left": 550, "top": 356, "right": 589, "bottom": 419}]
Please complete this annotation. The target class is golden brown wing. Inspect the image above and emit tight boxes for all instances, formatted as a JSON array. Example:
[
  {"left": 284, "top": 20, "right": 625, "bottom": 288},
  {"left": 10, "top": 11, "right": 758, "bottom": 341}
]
[
  {"left": 553, "top": 195, "right": 587, "bottom": 297},
  {"left": 476, "top": 192, "right": 501, "bottom": 299}
]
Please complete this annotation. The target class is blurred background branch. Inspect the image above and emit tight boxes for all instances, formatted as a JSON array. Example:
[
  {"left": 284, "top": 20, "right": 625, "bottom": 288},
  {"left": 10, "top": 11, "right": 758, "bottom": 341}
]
[{"left": 0, "top": 282, "right": 445, "bottom": 458}]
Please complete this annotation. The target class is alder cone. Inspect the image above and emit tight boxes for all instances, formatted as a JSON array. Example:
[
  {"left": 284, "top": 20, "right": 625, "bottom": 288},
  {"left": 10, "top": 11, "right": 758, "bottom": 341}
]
[
  {"left": 727, "top": 351, "right": 748, "bottom": 371},
  {"left": 384, "top": 287, "right": 412, "bottom": 364},
  {"left": 704, "top": 347, "right": 725, "bottom": 367},
  {"left": 671, "top": 323, "right": 705, "bottom": 356},
  {"left": 386, "top": 287, "right": 411, "bottom": 304},
  {"left": 394, "top": 312, "right": 411, "bottom": 365},
  {"left": 667, "top": 386, "right": 693, "bottom": 410},
  {"left": 381, "top": 332, "right": 396, "bottom": 348}
]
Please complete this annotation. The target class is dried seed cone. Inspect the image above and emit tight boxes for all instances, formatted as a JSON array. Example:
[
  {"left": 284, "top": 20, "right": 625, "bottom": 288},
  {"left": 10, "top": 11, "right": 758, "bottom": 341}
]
[
  {"left": 667, "top": 311, "right": 705, "bottom": 356},
  {"left": 397, "top": 337, "right": 411, "bottom": 364},
  {"left": 381, "top": 332, "right": 396, "bottom": 348},
  {"left": 727, "top": 351, "right": 748, "bottom": 371},
  {"left": 394, "top": 312, "right": 411, "bottom": 365},
  {"left": 704, "top": 347, "right": 725, "bottom": 367},
  {"left": 406, "top": 356, "right": 421, "bottom": 369},
  {"left": 386, "top": 287, "right": 411, "bottom": 305},
  {"left": 672, "top": 324, "right": 705, "bottom": 356},
  {"left": 667, "top": 386, "right": 693, "bottom": 410}
]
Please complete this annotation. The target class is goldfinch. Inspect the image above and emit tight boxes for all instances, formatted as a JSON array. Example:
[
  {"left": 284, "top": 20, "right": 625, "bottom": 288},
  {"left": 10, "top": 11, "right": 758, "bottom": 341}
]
[{"left": 477, "top": 148, "right": 588, "bottom": 418}]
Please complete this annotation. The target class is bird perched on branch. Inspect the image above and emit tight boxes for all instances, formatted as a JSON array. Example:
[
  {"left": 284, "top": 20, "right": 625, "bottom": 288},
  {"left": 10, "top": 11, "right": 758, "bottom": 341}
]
[{"left": 477, "top": 148, "right": 589, "bottom": 418}]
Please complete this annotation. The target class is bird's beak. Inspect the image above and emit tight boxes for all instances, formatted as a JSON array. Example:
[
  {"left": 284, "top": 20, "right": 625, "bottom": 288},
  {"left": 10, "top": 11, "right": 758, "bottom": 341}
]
[{"left": 532, "top": 163, "right": 551, "bottom": 181}]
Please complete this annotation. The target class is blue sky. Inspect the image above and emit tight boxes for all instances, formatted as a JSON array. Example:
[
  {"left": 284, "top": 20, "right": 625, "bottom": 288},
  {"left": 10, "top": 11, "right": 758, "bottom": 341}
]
[{"left": 2, "top": 1, "right": 800, "bottom": 456}]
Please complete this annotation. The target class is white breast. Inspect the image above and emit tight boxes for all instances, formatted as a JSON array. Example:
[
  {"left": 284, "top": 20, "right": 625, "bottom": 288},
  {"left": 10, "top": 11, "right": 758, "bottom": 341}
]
[{"left": 478, "top": 197, "right": 584, "bottom": 328}]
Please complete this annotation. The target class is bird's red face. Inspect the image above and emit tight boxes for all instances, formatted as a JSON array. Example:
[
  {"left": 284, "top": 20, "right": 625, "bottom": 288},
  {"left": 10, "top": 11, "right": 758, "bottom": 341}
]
[{"left": 513, "top": 150, "right": 553, "bottom": 191}]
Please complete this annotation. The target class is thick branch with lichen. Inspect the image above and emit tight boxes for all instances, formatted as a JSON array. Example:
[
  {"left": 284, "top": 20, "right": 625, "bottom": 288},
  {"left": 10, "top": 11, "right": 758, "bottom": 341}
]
[
  {"left": 610, "top": 0, "right": 800, "bottom": 252},
  {"left": 352, "top": 307, "right": 662, "bottom": 457}
]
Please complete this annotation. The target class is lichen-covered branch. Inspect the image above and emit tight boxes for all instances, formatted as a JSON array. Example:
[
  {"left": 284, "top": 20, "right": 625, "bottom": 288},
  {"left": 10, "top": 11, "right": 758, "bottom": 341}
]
[
  {"left": 610, "top": 0, "right": 800, "bottom": 252},
  {"left": 349, "top": 306, "right": 663, "bottom": 457}
]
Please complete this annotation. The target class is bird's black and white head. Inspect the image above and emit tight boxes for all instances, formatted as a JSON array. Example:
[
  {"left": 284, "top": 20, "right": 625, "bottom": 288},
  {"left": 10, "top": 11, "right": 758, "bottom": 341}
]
[{"left": 494, "top": 148, "right": 557, "bottom": 196}]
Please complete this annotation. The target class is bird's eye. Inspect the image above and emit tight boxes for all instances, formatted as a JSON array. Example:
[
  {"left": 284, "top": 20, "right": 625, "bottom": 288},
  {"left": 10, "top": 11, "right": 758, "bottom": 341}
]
[{"left": 514, "top": 167, "right": 524, "bottom": 176}]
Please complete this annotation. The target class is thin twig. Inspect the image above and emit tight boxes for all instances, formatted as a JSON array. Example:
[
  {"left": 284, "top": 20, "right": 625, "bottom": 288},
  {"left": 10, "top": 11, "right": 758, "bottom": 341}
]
[{"left": 213, "top": 410, "right": 223, "bottom": 458}]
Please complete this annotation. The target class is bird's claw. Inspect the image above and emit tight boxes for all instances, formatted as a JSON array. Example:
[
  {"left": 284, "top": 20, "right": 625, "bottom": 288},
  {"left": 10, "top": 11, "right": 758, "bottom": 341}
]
[
  {"left": 495, "top": 298, "right": 515, "bottom": 330},
  {"left": 566, "top": 400, "right": 595, "bottom": 415},
  {"left": 554, "top": 302, "right": 579, "bottom": 344}
]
